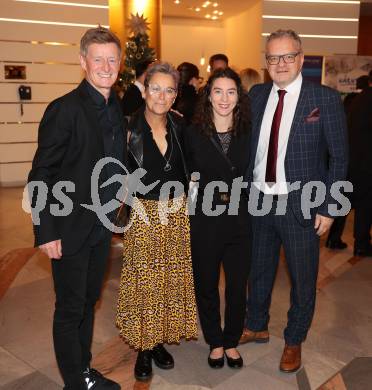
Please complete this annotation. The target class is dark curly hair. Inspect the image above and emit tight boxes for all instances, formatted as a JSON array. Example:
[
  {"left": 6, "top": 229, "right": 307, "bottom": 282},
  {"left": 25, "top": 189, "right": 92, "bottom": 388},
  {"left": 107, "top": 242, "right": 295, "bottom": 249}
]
[{"left": 192, "top": 67, "right": 250, "bottom": 137}]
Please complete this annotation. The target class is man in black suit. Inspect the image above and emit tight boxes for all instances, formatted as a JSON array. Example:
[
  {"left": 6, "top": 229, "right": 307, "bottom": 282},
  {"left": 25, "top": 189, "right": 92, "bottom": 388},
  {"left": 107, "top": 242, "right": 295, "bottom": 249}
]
[
  {"left": 349, "top": 70, "right": 372, "bottom": 256},
  {"left": 28, "top": 27, "right": 125, "bottom": 390},
  {"left": 121, "top": 60, "right": 152, "bottom": 116},
  {"left": 240, "top": 29, "right": 348, "bottom": 372}
]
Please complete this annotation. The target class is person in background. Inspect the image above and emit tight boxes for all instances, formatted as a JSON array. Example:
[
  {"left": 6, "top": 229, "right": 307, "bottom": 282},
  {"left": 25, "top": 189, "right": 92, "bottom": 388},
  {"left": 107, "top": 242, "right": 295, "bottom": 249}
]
[
  {"left": 240, "top": 68, "right": 262, "bottom": 93},
  {"left": 241, "top": 29, "right": 348, "bottom": 373},
  {"left": 116, "top": 62, "right": 198, "bottom": 382},
  {"left": 173, "top": 62, "right": 200, "bottom": 125},
  {"left": 348, "top": 70, "right": 372, "bottom": 256},
  {"left": 121, "top": 60, "right": 153, "bottom": 116},
  {"left": 325, "top": 73, "right": 370, "bottom": 250},
  {"left": 184, "top": 67, "right": 251, "bottom": 369},
  {"left": 209, "top": 53, "right": 229, "bottom": 72},
  {"left": 28, "top": 26, "right": 124, "bottom": 390}
]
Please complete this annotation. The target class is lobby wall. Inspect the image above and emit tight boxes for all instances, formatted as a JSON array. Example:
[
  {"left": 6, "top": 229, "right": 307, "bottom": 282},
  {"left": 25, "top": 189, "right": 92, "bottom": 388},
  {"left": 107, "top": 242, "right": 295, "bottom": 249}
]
[
  {"left": 161, "top": 17, "right": 226, "bottom": 79},
  {"left": 224, "top": 1, "right": 263, "bottom": 74}
]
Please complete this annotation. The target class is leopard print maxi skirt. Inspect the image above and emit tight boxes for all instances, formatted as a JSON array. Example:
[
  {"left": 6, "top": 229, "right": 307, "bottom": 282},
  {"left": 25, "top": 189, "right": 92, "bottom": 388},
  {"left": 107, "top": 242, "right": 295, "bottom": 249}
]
[{"left": 116, "top": 196, "right": 198, "bottom": 351}]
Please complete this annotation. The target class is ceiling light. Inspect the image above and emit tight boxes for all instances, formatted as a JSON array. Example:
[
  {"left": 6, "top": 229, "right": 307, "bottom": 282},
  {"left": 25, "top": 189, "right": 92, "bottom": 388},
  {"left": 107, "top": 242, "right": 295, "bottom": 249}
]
[
  {"left": 211, "top": 15, "right": 218, "bottom": 19},
  {"left": 213, "top": 2, "right": 218, "bottom": 6},
  {"left": 264, "top": 0, "right": 359, "bottom": 3},
  {"left": 218, "top": 11, "right": 223, "bottom": 15},
  {"left": 14, "top": 0, "right": 108, "bottom": 8},
  {"left": 213, "top": 10, "right": 219, "bottom": 14},
  {"left": 263, "top": 14, "right": 358, "bottom": 21},
  {"left": 0, "top": 17, "right": 108, "bottom": 28},
  {"left": 195, "top": 7, "right": 201, "bottom": 11},
  {"left": 205, "top": 14, "right": 211, "bottom": 18},
  {"left": 262, "top": 32, "right": 357, "bottom": 38},
  {"left": 174, "top": 0, "right": 180, "bottom": 3}
]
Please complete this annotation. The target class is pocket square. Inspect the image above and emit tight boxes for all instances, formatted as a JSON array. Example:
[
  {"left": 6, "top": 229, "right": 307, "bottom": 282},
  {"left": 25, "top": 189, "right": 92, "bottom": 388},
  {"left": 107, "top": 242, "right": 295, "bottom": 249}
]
[{"left": 305, "top": 107, "right": 320, "bottom": 123}]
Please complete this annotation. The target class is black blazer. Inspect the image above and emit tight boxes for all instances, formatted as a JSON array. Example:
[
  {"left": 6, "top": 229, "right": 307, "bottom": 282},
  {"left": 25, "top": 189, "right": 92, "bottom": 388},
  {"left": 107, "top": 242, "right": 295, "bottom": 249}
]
[
  {"left": 28, "top": 80, "right": 127, "bottom": 255},
  {"left": 184, "top": 124, "right": 251, "bottom": 216},
  {"left": 121, "top": 83, "right": 144, "bottom": 116}
]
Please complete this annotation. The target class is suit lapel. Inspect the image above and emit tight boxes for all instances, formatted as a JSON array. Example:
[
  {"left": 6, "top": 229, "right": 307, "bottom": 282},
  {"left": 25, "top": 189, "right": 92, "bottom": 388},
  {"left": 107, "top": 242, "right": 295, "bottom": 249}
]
[
  {"left": 250, "top": 83, "right": 272, "bottom": 169},
  {"left": 286, "top": 80, "right": 309, "bottom": 147}
]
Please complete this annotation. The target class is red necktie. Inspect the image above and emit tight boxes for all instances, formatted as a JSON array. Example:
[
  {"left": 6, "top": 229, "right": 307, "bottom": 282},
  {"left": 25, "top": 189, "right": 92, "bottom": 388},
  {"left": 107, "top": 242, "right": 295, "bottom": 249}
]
[{"left": 265, "top": 89, "right": 287, "bottom": 184}]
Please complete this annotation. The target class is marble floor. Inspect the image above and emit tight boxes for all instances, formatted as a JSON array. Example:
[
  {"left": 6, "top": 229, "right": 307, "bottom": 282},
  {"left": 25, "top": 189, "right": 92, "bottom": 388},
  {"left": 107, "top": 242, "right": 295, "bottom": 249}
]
[{"left": 1, "top": 187, "right": 372, "bottom": 390}]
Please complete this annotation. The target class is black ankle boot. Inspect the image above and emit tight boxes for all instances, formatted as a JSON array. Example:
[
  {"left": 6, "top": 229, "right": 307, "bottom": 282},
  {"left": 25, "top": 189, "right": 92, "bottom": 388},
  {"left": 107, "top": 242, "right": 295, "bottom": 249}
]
[
  {"left": 134, "top": 350, "right": 152, "bottom": 381},
  {"left": 151, "top": 344, "right": 174, "bottom": 369}
]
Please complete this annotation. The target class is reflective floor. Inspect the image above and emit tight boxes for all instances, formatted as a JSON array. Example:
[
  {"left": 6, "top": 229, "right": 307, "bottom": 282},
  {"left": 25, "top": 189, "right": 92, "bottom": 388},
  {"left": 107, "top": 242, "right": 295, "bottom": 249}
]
[{"left": 1, "top": 187, "right": 371, "bottom": 390}]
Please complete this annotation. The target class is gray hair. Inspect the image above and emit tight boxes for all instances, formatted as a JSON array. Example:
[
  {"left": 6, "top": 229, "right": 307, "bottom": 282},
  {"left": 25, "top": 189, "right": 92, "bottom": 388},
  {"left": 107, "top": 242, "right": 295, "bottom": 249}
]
[
  {"left": 80, "top": 26, "right": 121, "bottom": 57},
  {"left": 144, "top": 61, "right": 180, "bottom": 88},
  {"left": 266, "top": 29, "right": 302, "bottom": 51}
]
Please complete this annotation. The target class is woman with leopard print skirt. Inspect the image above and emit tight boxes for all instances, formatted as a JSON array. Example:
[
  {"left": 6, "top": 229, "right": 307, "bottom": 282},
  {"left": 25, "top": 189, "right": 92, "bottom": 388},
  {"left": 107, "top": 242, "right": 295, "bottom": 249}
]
[{"left": 116, "top": 62, "right": 198, "bottom": 382}]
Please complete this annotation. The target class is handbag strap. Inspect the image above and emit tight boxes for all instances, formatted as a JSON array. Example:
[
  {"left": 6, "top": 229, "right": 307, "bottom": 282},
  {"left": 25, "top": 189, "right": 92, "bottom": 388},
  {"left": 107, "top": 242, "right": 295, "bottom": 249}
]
[{"left": 209, "top": 135, "right": 236, "bottom": 173}]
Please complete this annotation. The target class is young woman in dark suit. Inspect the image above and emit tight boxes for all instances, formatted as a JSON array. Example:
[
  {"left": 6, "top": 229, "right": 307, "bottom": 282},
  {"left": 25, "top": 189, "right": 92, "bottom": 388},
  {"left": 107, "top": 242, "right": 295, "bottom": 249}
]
[{"left": 184, "top": 68, "right": 251, "bottom": 369}]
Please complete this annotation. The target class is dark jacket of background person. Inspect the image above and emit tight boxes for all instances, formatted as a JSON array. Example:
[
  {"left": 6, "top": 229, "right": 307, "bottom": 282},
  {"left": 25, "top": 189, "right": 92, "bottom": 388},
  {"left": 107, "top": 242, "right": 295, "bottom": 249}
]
[
  {"left": 348, "top": 86, "right": 372, "bottom": 180},
  {"left": 121, "top": 83, "right": 143, "bottom": 116},
  {"left": 173, "top": 62, "right": 200, "bottom": 125},
  {"left": 28, "top": 80, "right": 126, "bottom": 255}
]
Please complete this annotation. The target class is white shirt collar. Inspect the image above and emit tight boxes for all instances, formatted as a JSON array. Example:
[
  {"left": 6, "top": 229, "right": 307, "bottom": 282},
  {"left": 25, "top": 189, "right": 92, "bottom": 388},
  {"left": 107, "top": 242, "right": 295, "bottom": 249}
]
[
  {"left": 273, "top": 72, "right": 302, "bottom": 95},
  {"left": 134, "top": 80, "right": 145, "bottom": 95}
]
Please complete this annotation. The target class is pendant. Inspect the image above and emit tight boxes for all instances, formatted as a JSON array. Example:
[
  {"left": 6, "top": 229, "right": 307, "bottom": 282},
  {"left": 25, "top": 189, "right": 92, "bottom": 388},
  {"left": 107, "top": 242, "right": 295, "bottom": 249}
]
[{"left": 164, "top": 162, "right": 172, "bottom": 172}]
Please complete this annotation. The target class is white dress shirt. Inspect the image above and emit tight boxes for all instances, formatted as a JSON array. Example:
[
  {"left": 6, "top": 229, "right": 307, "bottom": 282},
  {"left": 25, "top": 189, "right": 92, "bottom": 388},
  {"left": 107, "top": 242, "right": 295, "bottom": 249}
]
[{"left": 253, "top": 73, "right": 303, "bottom": 195}]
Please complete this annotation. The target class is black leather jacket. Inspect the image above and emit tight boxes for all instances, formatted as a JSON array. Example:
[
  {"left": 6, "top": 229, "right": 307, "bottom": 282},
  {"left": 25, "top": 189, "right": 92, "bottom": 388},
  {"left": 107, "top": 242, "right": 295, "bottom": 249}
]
[{"left": 127, "top": 108, "right": 189, "bottom": 183}]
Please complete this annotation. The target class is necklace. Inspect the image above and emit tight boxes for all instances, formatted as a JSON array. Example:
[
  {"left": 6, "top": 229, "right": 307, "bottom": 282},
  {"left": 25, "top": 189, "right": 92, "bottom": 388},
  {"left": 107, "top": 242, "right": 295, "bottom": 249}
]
[{"left": 163, "top": 129, "right": 173, "bottom": 172}]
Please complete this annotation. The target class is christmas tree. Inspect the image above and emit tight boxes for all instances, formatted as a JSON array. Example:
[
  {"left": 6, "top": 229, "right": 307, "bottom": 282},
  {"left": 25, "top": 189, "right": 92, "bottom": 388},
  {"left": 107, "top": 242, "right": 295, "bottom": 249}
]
[{"left": 118, "top": 13, "right": 156, "bottom": 89}]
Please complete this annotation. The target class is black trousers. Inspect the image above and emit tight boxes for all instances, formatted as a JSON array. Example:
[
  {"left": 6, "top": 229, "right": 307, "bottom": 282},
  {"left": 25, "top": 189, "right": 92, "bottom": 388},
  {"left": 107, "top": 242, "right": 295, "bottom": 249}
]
[
  {"left": 246, "top": 198, "right": 319, "bottom": 345},
  {"left": 353, "top": 180, "right": 372, "bottom": 249},
  {"left": 51, "top": 225, "right": 112, "bottom": 390},
  {"left": 190, "top": 211, "right": 251, "bottom": 349}
]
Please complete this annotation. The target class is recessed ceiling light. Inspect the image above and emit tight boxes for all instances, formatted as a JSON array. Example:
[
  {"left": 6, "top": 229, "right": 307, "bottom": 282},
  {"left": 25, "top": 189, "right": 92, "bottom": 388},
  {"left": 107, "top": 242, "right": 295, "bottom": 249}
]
[
  {"left": 205, "top": 14, "right": 211, "bottom": 18},
  {"left": 218, "top": 11, "right": 223, "bottom": 15},
  {"left": 213, "top": 2, "right": 219, "bottom": 6},
  {"left": 211, "top": 15, "right": 218, "bottom": 19},
  {"left": 174, "top": 0, "right": 180, "bottom": 3},
  {"left": 213, "top": 10, "right": 219, "bottom": 14},
  {"left": 195, "top": 7, "right": 201, "bottom": 11}
]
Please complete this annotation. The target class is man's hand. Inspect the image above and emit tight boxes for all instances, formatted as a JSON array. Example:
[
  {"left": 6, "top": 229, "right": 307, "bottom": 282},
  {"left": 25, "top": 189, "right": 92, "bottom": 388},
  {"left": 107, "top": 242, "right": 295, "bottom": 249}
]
[
  {"left": 314, "top": 214, "right": 334, "bottom": 236},
  {"left": 39, "top": 239, "right": 62, "bottom": 259}
]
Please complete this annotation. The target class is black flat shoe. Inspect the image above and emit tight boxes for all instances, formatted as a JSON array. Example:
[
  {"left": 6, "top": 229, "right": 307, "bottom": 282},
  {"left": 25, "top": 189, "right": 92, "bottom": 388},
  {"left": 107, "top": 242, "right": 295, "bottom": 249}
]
[
  {"left": 151, "top": 344, "right": 174, "bottom": 369},
  {"left": 326, "top": 239, "right": 347, "bottom": 250},
  {"left": 224, "top": 351, "right": 243, "bottom": 369},
  {"left": 208, "top": 354, "right": 224, "bottom": 368},
  {"left": 134, "top": 351, "right": 152, "bottom": 381}
]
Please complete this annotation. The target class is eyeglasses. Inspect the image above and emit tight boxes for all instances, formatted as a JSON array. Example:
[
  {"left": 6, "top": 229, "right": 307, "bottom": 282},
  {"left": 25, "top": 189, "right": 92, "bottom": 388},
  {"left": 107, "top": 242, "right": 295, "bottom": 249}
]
[
  {"left": 148, "top": 84, "right": 177, "bottom": 98},
  {"left": 266, "top": 52, "right": 301, "bottom": 65}
]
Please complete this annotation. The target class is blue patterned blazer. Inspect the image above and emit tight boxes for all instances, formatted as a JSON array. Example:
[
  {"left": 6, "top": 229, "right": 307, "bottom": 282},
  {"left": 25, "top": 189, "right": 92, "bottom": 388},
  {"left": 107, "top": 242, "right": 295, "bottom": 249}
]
[{"left": 247, "top": 79, "right": 348, "bottom": 226}]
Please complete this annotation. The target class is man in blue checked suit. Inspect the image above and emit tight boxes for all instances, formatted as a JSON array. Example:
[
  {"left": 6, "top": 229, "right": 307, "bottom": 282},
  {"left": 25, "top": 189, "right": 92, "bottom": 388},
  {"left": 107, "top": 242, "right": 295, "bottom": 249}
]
[{"left": 240, "top": 29, "right": 348, "bottom": 372}]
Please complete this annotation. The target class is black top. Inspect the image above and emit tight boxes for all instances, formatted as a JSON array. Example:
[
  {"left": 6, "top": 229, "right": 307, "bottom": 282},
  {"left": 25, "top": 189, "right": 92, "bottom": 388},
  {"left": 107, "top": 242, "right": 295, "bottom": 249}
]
[
  {"left": 140, "top": 116, "right": 185, "bottom": 199},
  {"left": 84, "top": 79, "right": 124, "bottom": 221}
]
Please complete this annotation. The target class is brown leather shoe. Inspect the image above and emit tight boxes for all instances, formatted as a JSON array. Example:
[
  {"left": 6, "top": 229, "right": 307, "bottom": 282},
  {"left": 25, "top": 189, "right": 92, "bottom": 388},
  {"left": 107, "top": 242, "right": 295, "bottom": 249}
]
[
  {"left": 239, "top": 328, "right": 270, "bottom": 345},
  {"left": 279, "top": 344, "right": 301, "bottom": 373}
]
